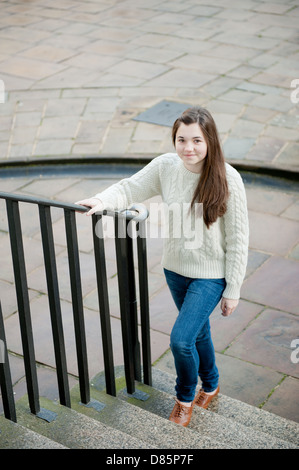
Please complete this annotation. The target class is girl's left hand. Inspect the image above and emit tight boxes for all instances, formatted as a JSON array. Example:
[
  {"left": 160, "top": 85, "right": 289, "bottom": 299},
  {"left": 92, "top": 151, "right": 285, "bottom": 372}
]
[{"left": 221, "top": 298, "right": 239, "bottom": 317}]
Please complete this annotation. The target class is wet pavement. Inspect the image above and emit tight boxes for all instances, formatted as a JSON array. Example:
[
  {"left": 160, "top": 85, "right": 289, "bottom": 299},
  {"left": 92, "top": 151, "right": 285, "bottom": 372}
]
[{"left": 0, "top": 0, "right": 299, "bottom": 424}]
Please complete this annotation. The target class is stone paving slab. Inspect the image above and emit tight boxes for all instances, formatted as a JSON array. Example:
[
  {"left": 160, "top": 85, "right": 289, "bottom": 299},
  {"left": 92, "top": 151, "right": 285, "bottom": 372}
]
[
  {"left": 263, "top": 376, "right": 299, "bottom": 423},
  {"left": 210, "top": 299, "right": 264, "bottom": 352},
  {"left": 0, "top": 0, "right": 298, "bottom": 171},
  {"left": 242, "top": 256, "right": 299, "bottom": 315},
  {"left": 248, "top": 211, "right": 299, "bottom": 256},
  {"left": 226, "top": 308, "right": 299, "bottom": 378}
]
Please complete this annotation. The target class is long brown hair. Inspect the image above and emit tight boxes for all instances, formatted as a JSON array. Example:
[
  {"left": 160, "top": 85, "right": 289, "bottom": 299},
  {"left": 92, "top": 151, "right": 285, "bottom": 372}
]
[{"left": 172, "top": 106, "right": 229, "bottom": 229}]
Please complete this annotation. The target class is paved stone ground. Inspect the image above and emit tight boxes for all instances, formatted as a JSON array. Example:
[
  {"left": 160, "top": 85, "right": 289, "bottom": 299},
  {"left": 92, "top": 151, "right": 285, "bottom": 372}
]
[
  {"left": 0, "top": 0, "right": 299, "bottom": 424},
  {"left": 0, "top": 0, "right": 298, "bottom": 170}
]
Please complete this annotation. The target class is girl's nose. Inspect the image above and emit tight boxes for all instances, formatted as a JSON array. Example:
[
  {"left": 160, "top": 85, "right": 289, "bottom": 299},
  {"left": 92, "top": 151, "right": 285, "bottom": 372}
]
[{"left": 185, "top": 142, "right": 194, "bottom": 150}]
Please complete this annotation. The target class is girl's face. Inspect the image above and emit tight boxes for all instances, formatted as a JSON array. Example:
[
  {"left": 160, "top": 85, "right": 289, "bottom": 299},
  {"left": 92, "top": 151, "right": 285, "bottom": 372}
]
[{"left": 175, "top": 122, "right": 208, "bottom": 173}]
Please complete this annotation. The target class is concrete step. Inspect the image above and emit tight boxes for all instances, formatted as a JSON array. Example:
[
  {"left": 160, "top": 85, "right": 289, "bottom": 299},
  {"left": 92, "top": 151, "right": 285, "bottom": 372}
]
[
  {"left": 151, "top": 367, "right": 299, "bottom": 448},
  {"left": 13, "top": 395, "right": 155, "bottom": 449},
  {"left": 83, "top": 367, "right": 297, "bottom": 449},
  {"left": 70, "top": 378, "right": 226, "bottom": 449},
  {"left": 2, "top": 366, "right": 298, "bottom": 449},
  {"left": 0, "top": 415, "right": 67, "bottom": 449},
  {"left": 120, "top": 383, "right": 295, "bottom": 449}
]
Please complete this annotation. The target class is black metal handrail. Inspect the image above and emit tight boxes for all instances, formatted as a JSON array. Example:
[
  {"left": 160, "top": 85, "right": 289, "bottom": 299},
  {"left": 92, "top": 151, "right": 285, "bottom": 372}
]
[{"left": 0, "top": 191, "right": 151, "bottom": 422}]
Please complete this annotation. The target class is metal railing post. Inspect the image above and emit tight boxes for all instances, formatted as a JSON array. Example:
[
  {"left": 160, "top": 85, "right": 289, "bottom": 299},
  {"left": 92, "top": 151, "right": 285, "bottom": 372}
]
[
  {"left": 6, "top": 199, "right": 40, "bottom": 416},
  {"left": 126, "top": 218, "right": 141, "bottom": 382},
  {"left": 136, "top": 218, "right": 152, "bottom": 386},
  {"left": 113, "top": 204, "right": 151, "bottom": 393},
  {"left": 114, "top": 213, "right": 136, "bottom": 395},
  {"left": 0, "top": 301, "right": 17, "bottom": 422},
  {"left": 64, "top": 208, "right": 90, "bottom": 404},
  {"left": 92, "top": 213, "right": 116, "bottom": 397},
  {"left": 39, "top": 204, "right": 71, "bottom": 408}
]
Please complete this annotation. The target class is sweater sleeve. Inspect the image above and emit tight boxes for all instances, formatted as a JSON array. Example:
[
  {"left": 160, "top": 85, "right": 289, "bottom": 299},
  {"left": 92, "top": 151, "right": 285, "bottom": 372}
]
[
  {"left": 222, "top": 170, "right": 249, "bottom": 299},
  {"left": 93, "top": 155, "right": 164, "bottom": 210}
]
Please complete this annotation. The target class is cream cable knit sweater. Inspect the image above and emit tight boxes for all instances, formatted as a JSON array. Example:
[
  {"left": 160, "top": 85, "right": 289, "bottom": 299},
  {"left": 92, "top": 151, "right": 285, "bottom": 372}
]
[{"left": 94, "top": 153, "right": 249, "bottom": 300}]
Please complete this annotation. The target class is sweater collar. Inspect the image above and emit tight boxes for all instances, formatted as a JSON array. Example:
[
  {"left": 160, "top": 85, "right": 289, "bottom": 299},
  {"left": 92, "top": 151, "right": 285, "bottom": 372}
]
[{"left": 178, "top": 158, "right": 201, "bottom": 180}]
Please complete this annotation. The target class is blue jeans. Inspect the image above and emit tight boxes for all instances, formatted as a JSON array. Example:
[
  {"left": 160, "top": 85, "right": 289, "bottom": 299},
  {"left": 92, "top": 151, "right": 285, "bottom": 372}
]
[{"left": 164, "top": 268, "right": 226, "bottom": 403}]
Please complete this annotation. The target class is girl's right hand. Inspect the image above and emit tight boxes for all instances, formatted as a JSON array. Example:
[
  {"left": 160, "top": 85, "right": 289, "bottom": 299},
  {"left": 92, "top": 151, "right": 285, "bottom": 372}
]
[{"left": 75, "top": 198, "right": 104, "bottom": 216}]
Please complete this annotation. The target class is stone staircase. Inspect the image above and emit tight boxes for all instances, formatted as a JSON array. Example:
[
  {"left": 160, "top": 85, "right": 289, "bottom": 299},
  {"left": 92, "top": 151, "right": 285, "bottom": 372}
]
[{"left": 0, "top": 367, "right": 298, "bottom": 450}]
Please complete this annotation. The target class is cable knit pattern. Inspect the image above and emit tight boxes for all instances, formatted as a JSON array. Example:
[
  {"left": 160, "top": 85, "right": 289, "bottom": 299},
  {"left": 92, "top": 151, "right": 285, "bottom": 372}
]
[{"left": 94, "top": 153, "right": 249, "bottom": 299}]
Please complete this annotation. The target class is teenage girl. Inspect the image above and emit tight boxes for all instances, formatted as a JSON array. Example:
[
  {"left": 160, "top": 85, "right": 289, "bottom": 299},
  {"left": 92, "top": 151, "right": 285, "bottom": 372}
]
[{"left": 76, "top": 106, "right": 249, "bottom": 427}]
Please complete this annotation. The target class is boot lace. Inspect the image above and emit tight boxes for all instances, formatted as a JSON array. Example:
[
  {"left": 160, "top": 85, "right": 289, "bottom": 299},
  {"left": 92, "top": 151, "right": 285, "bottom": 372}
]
[
  {"left": 174, "top": 400, "right": 187, "bottom": 417},
  {"left": 195, "top": 390, "right": 206, "bottom": 406}
]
